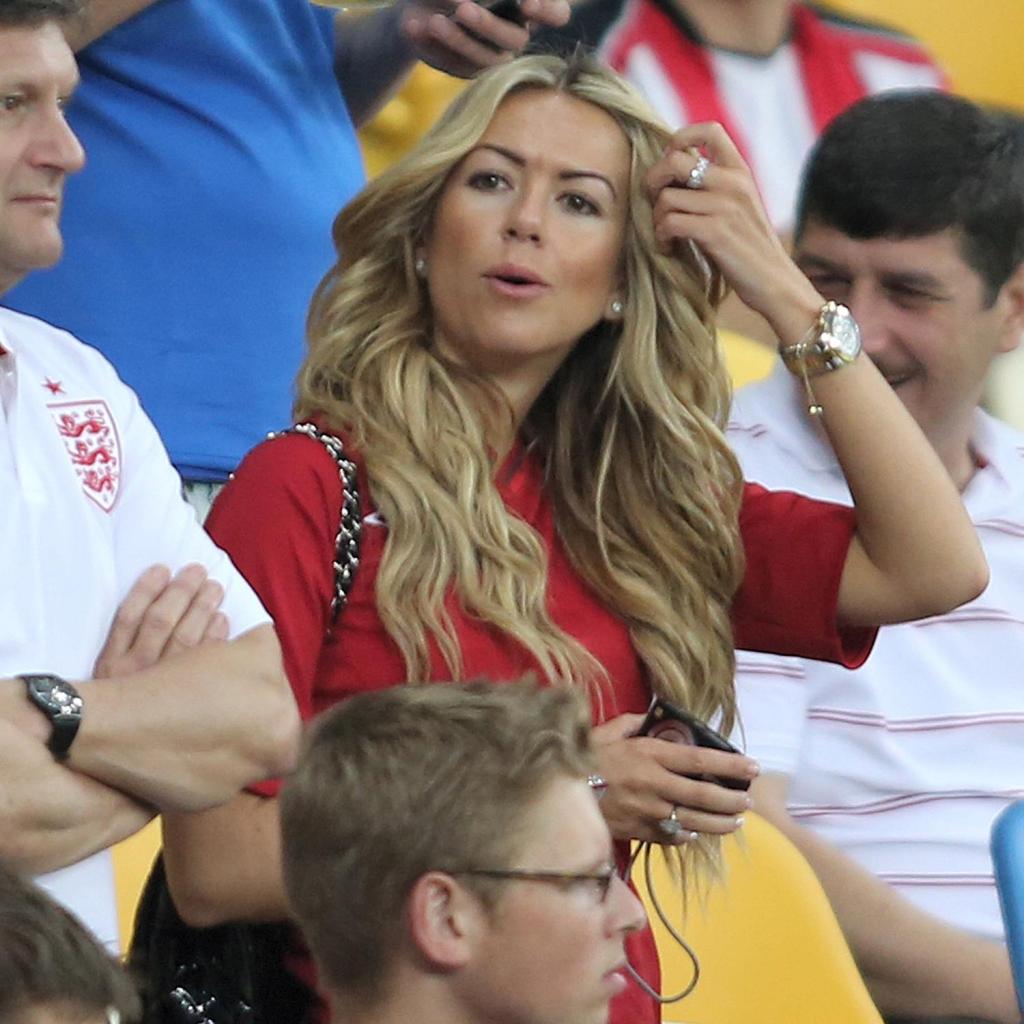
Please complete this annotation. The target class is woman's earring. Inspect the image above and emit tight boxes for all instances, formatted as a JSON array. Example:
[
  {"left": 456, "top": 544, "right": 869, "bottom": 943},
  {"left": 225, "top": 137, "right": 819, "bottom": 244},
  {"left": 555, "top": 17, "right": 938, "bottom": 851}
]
[
  {"left": 610, "top": 299, "right": 624, "bottom": 317},
  {"left": 414, "top": 255, "right": 427, "bottom": 278}
]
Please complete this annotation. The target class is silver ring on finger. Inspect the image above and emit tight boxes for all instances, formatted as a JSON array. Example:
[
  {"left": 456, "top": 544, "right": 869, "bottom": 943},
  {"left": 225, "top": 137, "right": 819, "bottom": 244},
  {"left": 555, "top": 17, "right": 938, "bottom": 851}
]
[
  {"left": 684, "top": 154, "right": 711, "bottom": 190},
  {"left": 658, "top": 805, "right": 684, "bottom": 838}
]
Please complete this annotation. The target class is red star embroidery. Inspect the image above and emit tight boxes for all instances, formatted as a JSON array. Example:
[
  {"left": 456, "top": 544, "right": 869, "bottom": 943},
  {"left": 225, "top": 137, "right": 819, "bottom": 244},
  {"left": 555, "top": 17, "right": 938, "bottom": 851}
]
[{"left": 43, "top": 378, "right": 65, "bottom": 396}]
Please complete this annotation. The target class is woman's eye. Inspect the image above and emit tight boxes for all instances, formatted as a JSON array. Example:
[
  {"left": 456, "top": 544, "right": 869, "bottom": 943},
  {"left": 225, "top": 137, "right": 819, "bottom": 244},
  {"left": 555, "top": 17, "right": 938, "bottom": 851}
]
[
  {"left": 2, "top": 94, "right": 25, "bottom": 113},
  {"left": 562, "top": 193, "right": 599, "bottom": 216},
  {"left": 468, "top": 171, "right": 509, "bottom": 191}
]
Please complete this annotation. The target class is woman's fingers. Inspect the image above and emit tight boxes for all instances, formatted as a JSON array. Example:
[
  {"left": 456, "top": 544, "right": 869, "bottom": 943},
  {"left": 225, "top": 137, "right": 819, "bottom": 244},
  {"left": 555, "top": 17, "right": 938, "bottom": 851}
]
[
  {"left": 594, "top": 731, "right": 757, "bottom": 844},
  {"left": 645, "top": 121, "right": 749, "bottom": 195},
  {"left": 591, "top": 712, "right": 646, "bottom": 745},
  {"left": 672, "top": 121, "right": 748, "bottom": 170},
  {"left": 625, "top": 778, "right": 750, "bottom": 845},
  {"left": 653, "top": 803, "right": 746, "bottom": 844},
  {"left": 647, "top": 771, "right": 752, "bottom": 845},
  {"left": 647, "top": 738, "right": 759, "bottom": 787},
  {"left": 645, "top": 125, "right": 812, "bottom": 320}
]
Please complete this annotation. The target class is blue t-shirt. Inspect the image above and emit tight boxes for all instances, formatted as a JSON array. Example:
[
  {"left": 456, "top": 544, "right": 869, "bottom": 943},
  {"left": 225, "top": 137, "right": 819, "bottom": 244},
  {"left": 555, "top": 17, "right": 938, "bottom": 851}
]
[{"left": 8, "top": 0, "right": 365, "bottom": 480}]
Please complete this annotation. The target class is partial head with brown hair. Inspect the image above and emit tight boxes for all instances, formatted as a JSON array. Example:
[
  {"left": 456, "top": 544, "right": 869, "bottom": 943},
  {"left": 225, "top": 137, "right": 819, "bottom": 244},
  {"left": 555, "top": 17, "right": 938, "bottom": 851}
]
[
  {"left": 280, "top": 680, "right": 645, "bottom": 1024},
  {"left": 0, "top": 861, "right": 140, "bottom": 1024}
]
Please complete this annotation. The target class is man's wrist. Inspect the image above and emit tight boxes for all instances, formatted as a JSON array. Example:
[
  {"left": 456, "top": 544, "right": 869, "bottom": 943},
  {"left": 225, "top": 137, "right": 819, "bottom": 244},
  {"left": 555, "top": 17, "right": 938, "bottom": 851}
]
[
  {"left": 18, "top": 674, "right": 84, "bottom": 761},
  {"left": 0, "top": 677, "right": 51, "bottom": 742},
  {"left": 333, "top": 3, "right": 417, "bottom": 127}
]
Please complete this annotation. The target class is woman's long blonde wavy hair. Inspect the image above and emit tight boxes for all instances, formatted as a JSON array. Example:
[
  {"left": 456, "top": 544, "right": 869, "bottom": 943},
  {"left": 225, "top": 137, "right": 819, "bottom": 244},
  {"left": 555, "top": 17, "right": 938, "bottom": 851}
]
[{"left": 297, "top": 52, "right": 745, "bottom": 737}]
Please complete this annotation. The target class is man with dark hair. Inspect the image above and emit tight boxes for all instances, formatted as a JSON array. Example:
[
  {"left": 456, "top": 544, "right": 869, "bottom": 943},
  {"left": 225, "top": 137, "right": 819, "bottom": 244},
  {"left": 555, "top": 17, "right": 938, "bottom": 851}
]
[
  {"left": 280, "top": 681, "right": 645, "bottom": 1024},
  {"left": 0, "top": 860, "right": 140, "bottom": 1024},
  {"left": 0, "top": 0, "right": 299, "bottom": 949},
  {"left": 729, "top": 91, "right": 1024, "bottom": 1023}
]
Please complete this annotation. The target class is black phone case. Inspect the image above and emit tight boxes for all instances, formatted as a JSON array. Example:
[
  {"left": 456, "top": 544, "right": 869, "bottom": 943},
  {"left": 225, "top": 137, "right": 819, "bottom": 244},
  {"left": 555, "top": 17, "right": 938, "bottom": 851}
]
[
  {"left": 638, "top": 697, "right": 751, "bottom": 791},
  {"left": 480, "top": 0, "right": 527, "bottom": 24}
]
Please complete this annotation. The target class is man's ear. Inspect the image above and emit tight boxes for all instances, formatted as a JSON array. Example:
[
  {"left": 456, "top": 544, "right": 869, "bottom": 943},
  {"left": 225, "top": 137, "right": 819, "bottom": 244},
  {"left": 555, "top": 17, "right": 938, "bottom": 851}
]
[
  {"left": 995, "top": 263, "right": 1024, "bottom": 355},
  {"left": 406, "top": 872, "right": 485, "bottom": 970}
]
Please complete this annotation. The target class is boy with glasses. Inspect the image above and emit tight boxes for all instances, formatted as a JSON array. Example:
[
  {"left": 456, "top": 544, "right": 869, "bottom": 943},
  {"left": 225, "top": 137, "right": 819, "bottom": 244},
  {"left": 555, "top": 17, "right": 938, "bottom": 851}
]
[{"left": 280, "top": 681, "right": 645, "bottom": 1024}]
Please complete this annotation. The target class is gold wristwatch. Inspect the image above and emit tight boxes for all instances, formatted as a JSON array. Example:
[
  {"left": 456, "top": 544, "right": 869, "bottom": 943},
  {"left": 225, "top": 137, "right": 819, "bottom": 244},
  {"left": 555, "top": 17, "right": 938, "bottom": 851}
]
[
  {"left": 779, "top": 301, "right": 862, "bottom": 415},
  {"left": 780, "top": 301, "right": 861, "bottom": 374}
]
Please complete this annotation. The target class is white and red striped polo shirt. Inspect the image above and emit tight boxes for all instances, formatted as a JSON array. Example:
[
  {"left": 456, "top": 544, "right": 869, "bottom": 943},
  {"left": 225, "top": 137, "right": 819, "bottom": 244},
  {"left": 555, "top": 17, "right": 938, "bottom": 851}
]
[
  {"left": 728, "top": 362, "right": 1024, "bottom": 941},
  {"left": 599, "top": 2, "right": 948, "bottom": 230}
]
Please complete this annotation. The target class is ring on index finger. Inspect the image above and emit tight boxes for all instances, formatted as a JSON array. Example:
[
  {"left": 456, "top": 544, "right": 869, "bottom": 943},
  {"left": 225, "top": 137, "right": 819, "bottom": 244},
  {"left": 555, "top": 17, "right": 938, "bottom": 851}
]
[{"left": 684, "top": 155, "right": 711, "bottom": 190}]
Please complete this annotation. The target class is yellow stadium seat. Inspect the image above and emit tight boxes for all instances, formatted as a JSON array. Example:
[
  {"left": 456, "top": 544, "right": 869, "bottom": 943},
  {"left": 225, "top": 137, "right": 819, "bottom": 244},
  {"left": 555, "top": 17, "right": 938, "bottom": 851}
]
[
  {"left": 359, "top": 66, "right": 465, "bottom": 179},
  {"left": 112, "top": 819, "right": 160, "bottom": 950},
  {"left": 633, "top": 812, "right": 883, "bottom": 1024},
  {"left": 719, "top": 328, "right": 775, "bottom": 390}
]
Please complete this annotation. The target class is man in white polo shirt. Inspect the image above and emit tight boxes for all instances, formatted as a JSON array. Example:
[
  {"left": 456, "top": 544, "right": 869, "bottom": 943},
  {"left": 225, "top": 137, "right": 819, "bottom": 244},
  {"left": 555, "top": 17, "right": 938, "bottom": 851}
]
[
  {"left": 729, "top": 92, "right": 1024, "bottom": 1024},
  {"left": 0, "top": 0, "right": 299, "bottom": 949}
]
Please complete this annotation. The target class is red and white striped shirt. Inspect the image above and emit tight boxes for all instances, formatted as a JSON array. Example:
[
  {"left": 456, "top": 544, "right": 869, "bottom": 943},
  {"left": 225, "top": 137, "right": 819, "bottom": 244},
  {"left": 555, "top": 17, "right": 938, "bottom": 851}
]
[
  {"left": 599, "top": 2, "right": 948, "bottom": 230},
  {"left": 728, "top": 363, "right": 1024, "bottom": 941}
]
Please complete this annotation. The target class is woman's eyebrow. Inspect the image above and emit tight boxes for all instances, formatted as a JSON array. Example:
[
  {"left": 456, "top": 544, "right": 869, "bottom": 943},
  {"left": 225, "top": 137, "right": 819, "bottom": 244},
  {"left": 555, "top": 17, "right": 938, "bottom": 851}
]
[{"left": 473, "top": 143, "right": 619, "bottom": 200}]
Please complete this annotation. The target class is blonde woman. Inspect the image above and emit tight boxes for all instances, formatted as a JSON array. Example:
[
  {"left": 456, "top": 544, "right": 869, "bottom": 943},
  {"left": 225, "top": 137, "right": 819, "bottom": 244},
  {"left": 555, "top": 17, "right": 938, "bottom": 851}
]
[{"left": 162, "top": 53, "right": 985, "bottom": 1024}]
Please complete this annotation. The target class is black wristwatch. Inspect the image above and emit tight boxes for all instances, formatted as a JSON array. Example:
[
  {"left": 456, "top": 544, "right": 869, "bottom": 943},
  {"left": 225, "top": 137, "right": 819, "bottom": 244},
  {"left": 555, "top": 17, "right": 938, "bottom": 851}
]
[{"left": 20, "top": 674, "right": 84, "bottom": 761}]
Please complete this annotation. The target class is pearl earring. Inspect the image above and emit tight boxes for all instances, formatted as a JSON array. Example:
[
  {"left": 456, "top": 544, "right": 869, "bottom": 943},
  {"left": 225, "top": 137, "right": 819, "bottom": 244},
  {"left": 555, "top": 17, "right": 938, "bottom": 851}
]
[
  {"left": 610, "top": 299, "right": 624, "bottom": 316},
  {"left": 414, "top": 256, "right": 427, "bottom": 277}
]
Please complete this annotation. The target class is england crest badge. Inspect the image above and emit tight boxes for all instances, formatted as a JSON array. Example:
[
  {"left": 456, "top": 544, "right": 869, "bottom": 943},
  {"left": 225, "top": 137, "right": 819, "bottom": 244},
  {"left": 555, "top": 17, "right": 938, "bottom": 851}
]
[{"left": 48, "top": 399, "right": 122, "bottom": 512}]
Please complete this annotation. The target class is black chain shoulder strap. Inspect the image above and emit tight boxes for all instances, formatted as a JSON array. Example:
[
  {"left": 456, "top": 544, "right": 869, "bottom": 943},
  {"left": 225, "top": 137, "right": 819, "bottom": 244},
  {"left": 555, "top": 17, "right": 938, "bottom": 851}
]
[{"left": 266, "top": 422, "right": 362, "bottom": 623}]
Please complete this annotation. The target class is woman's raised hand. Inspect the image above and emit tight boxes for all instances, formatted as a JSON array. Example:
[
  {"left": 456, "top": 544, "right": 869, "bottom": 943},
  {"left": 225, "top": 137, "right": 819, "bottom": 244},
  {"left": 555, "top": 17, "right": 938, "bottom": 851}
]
[
  {"left": 645, "top": 122, "right": 824, "bottom": 345},
  {"left": 591, "top": 712, "right": 758, "bottom": 845}
]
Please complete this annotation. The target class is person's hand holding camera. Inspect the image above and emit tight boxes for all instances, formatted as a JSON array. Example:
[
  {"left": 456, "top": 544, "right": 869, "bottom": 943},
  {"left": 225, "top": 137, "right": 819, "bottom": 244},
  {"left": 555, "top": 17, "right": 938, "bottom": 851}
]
[{"left": 591, "top": 713, "right": 758, "bottom": 845}]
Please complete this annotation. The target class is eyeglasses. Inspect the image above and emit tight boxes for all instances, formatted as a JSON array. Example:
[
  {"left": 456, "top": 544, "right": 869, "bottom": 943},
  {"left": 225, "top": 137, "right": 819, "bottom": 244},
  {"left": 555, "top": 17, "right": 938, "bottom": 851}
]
[{"left": 449, "top": 864, "right": 617, "bottom": 903}]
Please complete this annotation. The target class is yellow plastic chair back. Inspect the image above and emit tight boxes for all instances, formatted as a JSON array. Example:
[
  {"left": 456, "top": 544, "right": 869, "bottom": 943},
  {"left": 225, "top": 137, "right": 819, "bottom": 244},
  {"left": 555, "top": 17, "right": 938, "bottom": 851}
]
[
  {"left": 719, "top": 328, "right": 775, "bottom": 390},
  {"left": 359, "top": 66, "right": 465, "bottom": 179},
  {"left": 633, "top": 812, "right": 883, "bottom": 1024}
]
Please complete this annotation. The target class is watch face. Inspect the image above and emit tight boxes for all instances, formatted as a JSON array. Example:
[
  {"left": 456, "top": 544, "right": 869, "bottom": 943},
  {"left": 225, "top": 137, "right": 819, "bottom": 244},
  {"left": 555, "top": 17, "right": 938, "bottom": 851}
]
[
  {"left": 28, "top": 676, "right": 83, "bottom": 719},
  {"left": 823, "top": 303, "right": 861, "bottom": 362}
]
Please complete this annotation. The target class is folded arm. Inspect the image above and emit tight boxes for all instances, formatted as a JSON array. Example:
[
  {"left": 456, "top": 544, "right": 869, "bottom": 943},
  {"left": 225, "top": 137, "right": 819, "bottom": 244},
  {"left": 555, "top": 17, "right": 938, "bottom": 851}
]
[
  {"left": 0, "top": 716, "right": 154, "bottom": 875},
  {"left": 0, "top": 623, "right": 297, "bottom": 845},
  {"left": 753, "top": 773, "right": 1019, "bottom": 1024},
  {"left": 63, "top": 623, "right": 298, "bottom": 811},
  {"left": 0, "top": 566, "right": 300, "bottom": 874}
]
